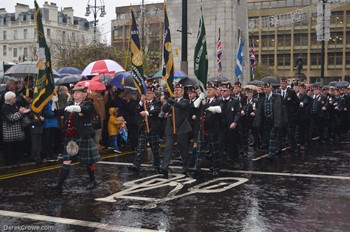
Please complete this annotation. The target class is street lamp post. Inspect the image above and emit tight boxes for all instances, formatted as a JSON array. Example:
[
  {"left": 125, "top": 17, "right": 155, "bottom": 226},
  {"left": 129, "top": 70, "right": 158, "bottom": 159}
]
[{"left": 85, "top": 0, "right": 106, "bottom": 44}]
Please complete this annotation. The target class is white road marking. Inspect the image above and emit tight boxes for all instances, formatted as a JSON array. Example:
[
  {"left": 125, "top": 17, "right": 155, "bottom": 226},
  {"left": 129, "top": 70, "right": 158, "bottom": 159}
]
[
  {"left": 0, "top": 210, "right": 157, "bottom": 232},
  {"left": 251, "top": 154, "right": 268, "bottom": 161},
  {"left": 98, "top": 161, "right": 350, "bottom": 180}
]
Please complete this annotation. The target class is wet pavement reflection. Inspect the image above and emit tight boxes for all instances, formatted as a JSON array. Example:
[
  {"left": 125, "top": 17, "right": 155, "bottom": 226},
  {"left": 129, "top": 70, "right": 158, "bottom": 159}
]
[{"left": 0, "top": 137, "right": 350, "bottom": 231}]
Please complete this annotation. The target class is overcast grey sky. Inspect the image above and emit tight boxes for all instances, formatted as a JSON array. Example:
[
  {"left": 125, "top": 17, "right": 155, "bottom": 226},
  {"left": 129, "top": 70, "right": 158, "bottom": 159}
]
[{"left": 2, "top": 0, "right": 163, "bottom": 44}]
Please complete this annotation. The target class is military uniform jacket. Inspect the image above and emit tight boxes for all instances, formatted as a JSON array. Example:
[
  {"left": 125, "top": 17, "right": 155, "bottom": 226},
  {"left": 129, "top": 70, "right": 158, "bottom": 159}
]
[
  {"left": 162, "top": 97, "right": 192, "bottom": 135},
  {"left": 203, "top": 96, "right": 221, "bottom": 133},
  {"left": 297, "top": 93, "right": 311, "bottom": 121},
  {"left": 138, "top": 98, "right": 162, "bottom": 134},
  {"left": 63, "top": 100, "right": 95, "bottom": 138},
  {"left": 223, "top": 97, "right": 241, "bottom": 128},
  {"left": 311, "top": 94, "right": 329, "bottom": 119},
  {"left": 241, "top": 96, "right": 257, "bottom": 126}
]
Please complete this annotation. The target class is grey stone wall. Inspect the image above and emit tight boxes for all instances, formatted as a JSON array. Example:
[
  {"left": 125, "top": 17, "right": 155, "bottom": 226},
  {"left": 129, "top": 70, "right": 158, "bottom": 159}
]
[{"left": 167, "top": 0, "right": 249, "bottom": 84}]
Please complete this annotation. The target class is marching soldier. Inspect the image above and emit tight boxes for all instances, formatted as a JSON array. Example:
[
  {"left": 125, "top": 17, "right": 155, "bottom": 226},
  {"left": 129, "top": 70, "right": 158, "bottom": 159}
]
[
  {"left": 160, "top": 83, "right": 192, "bottom": 177},
  {"left": 310, "top": 82, "right": 329, "bottom": 144},
  {"left": 131, "top": 84, "right": 162, "bottom": 172},
  {"left": 277, "top": 77, "right": 300, "bottom": 152},
  {"left": 193, "top": 82, "right": 222, "bottom": 176},
  {"left": 187, "top": 86, "right": 200, "bottom": 166},
  {"left": 47, "top": 84, "right": 100, "bottom": 193}
]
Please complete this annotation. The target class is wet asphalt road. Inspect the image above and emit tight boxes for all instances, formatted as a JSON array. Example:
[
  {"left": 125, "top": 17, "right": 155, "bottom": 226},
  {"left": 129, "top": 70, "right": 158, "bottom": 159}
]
[{"left": 0, "top": 137, "right": 349, "bottom": 232}]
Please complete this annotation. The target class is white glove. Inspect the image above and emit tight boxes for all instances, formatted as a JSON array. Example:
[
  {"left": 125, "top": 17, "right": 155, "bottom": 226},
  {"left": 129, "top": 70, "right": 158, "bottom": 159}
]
[
  {"left": 207, "top": 106, "right": 222, "bottom": 113},
  {"left": 193, "top": 97, "right": 202, "bottom": 108},
  {"left": 65, "top": 105, "right": 81, "bottom": 113}
]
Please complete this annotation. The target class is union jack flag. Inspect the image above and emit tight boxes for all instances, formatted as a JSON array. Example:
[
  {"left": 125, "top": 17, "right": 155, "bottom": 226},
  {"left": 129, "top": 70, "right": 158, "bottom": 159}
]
[
  {"left": 250, "top": 36, "right": 257, "bottom": 79},
  {"left": 217, "top": 28, "right": 222, "bottom": 76}
]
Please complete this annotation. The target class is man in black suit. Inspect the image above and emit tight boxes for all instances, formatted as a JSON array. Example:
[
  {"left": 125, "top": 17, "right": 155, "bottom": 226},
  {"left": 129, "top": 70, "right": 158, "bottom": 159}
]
[
  {"left": 131, "top": 84, "right": 162, "bottom": 172},
  {"left": 294, "top": 82, "right": 311, "bottom": 150},
  {"left": 310, "top": 82, "right": 329, "bottom": 144},
  {"left": 161, "top": 83, "right": 192, "bottom": 177},
  {"left": 277, "top": 77, "right": 300, "bottom": 152}
]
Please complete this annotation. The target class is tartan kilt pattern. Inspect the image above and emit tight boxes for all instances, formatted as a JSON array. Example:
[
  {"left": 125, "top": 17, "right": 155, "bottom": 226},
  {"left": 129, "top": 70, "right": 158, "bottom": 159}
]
[{"left": 63, "top": 136, "right": 100, "bottom": 166}]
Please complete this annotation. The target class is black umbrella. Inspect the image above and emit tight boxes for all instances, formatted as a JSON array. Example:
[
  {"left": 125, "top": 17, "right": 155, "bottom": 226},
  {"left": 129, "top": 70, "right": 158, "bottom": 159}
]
[
  {"left": 247, "top": 80, "right": 264, "bottom": 86},
  {"left": 178, "top": 77, "right": 202, "bottom": 87},
  {"left": 55, "top": 75, "right": 86, "bottom": 85},
  {"left": 262, "top": 76, "right": 280, "bottom": 87},
  {"left": 209, "top": 75, "right": 229, "bottom": 83}
]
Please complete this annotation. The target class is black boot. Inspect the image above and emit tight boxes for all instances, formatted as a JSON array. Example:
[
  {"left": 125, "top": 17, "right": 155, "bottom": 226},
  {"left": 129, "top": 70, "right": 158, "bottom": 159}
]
[
  {"left": 47, "top": 165, "right": 70, "bottom": 194},
  {"left": 86, "top": 166, "right": 97, "bottom": 190}
]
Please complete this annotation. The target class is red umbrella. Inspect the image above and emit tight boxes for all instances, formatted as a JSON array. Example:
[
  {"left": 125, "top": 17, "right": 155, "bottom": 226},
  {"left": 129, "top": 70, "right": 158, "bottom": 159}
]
[
  {"left": 74, "top": 80, "right": 106, "bottom": 91},
  {"left": 81, "top": 59, "right": 125, "bottom": 76}
]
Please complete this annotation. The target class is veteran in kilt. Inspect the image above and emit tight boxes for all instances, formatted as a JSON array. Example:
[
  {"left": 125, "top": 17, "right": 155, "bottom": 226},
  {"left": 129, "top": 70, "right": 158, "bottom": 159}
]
[
  {"left": 131, "top": 84, "right": 162, "bottom": 172},
  {"left": 253, "top": 82, "right": 287, "bottom": 159},
  {"left": 47, "top": 84, "right": 100, "bottom": 194}
]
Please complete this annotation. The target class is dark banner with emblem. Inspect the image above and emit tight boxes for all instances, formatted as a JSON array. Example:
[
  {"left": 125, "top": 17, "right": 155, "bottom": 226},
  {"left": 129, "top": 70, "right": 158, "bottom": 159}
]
[
  {"left": 194, "top": 7, "right": 208, "bottom": 93},
  {"left": 162, "top": 3, "right": 174, "bottom": 97},
  {"left": 130, "top": 9, "right": 145, "bottom": 95},
  {"left": 32, "top": 0, "right": 55, "bottom": 113}
]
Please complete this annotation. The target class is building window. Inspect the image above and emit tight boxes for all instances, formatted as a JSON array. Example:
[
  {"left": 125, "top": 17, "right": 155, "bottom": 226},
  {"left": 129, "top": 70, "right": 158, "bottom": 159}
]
[
  {"left": 346, "top": 31, "right": 350, "bottom": 44},
  {"left": 14, "top": 30, "right": 18, "bottom": 40},
  {"left": 278, "top": 34, "right": 291, "bottom": 47},
  {"left": 346, "top": 52, "right": 350, "bottom": 66},
  {"left": 13, "top": 48, "right": 18, "bottom": 58},
  {"left": 24, "top": 29, "right": 28, "bottom": 39},
  {"left": 3, "top": 45, "right": 6, "bottom": 56},
  {"left": 47, "top": 28, "right": 51, "bottom": 38},
  {"left": 261, "top": 54, "right": 274, "bottom": 66},
  {"left": 277, "top": 54, "right": 291, "bottom": 67},
  {"left": 3, "top": 31, "right": 6, "bottom": 40},
  {"left": 330, "top": 11, "right": 344, "bottom": 25},
  {"left": 329, "top": 32, "right": 343, "bottom": 46},
  {"left": 328, "top": 52, "right": 342, "bottom": 67},
  {"left": 24, "top": 47, "right": 28, "bottom": 58},
  {"left": 294, "top": 33, "right": 308, "bottom": 47},
  {"left": 261, "top": 35, "right": 275, "bottom": 47},
  {"left": 310, "top": 53, "right": 321, "bottom": 66}
]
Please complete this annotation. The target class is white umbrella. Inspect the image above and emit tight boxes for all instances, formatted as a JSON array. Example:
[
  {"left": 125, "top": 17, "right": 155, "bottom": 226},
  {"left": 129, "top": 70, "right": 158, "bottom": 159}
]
[{"left": 81, "top": 59, "right": 125, "bottom": 76}]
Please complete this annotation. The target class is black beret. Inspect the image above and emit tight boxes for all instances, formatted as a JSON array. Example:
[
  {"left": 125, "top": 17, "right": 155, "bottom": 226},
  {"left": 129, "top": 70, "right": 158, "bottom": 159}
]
[
  {"left": 280, "top": 77, "right": 288, "bottom": 83},
  {"left": 146, "top": 84, "right": 157, "bottom": 93},
  {"left": 263, "top": 82, "right": 271, "bottom": 87},
  {"left": 233, "top": 81, "right": 242, "bottom": 87},
  {"left": 174, "top": 82, "right": 184, "bottom": 88},
  {"left": 207, "top": 81, "right": 218, "bottom": 89},
  {"left": 220, "top": 82, "right": 232, "bottom": 89}
]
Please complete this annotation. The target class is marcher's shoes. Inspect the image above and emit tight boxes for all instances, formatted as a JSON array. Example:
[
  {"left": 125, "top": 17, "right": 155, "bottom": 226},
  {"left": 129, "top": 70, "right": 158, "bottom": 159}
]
[
  {"left": 46, "top": 183, "right": 63, "bottom": 194},
  {"left": 114, "top": 149, "right": 122, "bottom": 154},
  {"left": 160, "top": 169, "right": 168, "bottom": 179},
  {"left": 86, "top": 181, "right": 98, "bottom": 190}
]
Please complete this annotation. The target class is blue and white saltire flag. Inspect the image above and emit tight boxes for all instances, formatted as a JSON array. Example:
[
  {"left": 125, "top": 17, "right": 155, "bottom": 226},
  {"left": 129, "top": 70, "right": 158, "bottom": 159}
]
[{"left": 235, "top": 35, "right": 243, "bottom": 79}]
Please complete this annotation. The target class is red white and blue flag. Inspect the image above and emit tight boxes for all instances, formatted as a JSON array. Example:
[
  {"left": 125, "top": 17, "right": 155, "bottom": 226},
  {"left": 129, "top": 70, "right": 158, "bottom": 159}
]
[
  {"left": 250, "top": 36, "right": 257, "bottom": 79},
  {"left": 217, "top": 28, "right": 222, "bottom": 76}
]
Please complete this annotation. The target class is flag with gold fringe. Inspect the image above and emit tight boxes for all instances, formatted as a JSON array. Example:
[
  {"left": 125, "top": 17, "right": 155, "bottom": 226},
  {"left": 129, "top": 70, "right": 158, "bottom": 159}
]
[
  {"left": 130, "top": 9, "right": 145, "bottom": 95},
  {"left": 162, "top": 3, "right": 174, "bottom": 97},
  {"left": 32, "top": 0, "right": 55, "bottom": 113}
]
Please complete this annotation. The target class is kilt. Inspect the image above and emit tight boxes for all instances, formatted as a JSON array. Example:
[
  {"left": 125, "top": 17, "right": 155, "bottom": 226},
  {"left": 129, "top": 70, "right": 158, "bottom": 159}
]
[{"left": 63, "top": 136, "right": 100, "bottom": 166}]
